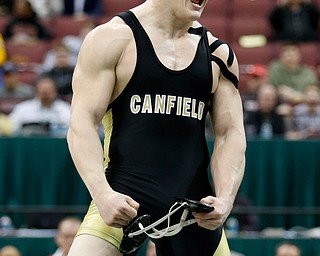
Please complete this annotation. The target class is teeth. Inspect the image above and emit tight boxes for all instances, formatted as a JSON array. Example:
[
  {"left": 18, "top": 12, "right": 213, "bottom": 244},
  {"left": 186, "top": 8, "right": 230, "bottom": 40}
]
[{"left": 192, "top": 0, "right": 202, "bottom": 6}]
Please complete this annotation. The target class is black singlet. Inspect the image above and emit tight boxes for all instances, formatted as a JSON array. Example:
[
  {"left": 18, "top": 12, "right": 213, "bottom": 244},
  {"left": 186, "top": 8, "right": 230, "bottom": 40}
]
[{"left": 103, "top": 11, "right": 224, "bottom": 255}]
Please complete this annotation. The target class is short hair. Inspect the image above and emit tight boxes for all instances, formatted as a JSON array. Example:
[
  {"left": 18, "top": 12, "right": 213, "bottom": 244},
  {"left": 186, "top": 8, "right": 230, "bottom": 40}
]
[
  {"left": 275, "top": 241, "right": 301, "bottom": 255},
  {"left": 57, "top": 216, "right": 81, "bottom": 229}
]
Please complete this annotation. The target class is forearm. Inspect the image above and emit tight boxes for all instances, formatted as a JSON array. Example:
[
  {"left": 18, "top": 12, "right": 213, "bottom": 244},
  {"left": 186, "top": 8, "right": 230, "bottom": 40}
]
[
  {"left": 211, "top": 128, "right": 246, "bottom": 206},
  {"left": 67, "top": 120, "right": 113, "bottom": 201}
]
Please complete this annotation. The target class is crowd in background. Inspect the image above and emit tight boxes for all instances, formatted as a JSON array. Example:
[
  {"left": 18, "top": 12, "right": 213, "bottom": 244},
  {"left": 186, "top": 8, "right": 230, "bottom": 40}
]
[
  {"left": 0, "top": 0, "right": 319, "bottom": 255},
  {"left": 0, "top": 0, "right": 319, "bottom": 140}
]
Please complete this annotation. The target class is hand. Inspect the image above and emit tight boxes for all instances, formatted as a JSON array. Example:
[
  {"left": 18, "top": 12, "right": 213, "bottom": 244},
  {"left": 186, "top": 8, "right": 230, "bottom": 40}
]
[
  {"left": 192, "top": 196, "right": 233, "bottom": 231},
  {"left": 95, "top": 191, "right": 140, "bottom": 228}
]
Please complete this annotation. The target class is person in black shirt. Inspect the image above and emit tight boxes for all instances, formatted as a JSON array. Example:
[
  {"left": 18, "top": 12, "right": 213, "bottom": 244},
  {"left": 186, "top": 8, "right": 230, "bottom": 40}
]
[
  {"left": 3, "top": 0, "right": 52, "bottom": 44},
  {"left": 245, "top": 84, "right": 286, "bottom": 139},
  {"left": 269, "top": 0, "right": 320, "bottom": 42}
]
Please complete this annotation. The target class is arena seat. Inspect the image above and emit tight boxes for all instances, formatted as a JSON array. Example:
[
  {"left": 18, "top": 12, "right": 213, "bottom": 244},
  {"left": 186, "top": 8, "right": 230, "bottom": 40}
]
[
  {"left": 231, "top": 17, "right": 272, "bottom": 42},
  {"left": 18, "top": 69, "right": 38, "bottom": 85},
  {"left": 199, "top": 16, "right": 230, "bottom": 42},
  {"left": 52, "top": 16, "right": 95, "bottom": 38},
  {"left": 297, "top": 42, "right": 320, "bottom": 67},
  {"left": 102, "top": 0, "right": 144, "bottom": 17},
  {"left": 5, "top": 40, "right": 50, "bottom": 64},
  {"left": 0, "top": 15, "right": 9, "bottom": 34},
  {"left": 202, "top": 0, "right": 230, "bottom": 17},
  {"left": 232, "top": 0, "right": 275, "bottom": 18},
  {"left": 0, "top": 97, "right": 30, "bottom": 115},
  {"left": 232, "top": 43, "right": 275, "bottom": 65}
]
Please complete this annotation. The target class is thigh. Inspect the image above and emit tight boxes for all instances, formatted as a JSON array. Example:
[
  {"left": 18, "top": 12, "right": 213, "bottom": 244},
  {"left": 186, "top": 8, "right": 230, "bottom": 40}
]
[
  {"left": 69, "top": 201, "right": 124, "bottom": 255},
  {"left": 155, "top": 225, "right": 229, "bottom": 256},
  {"left": 68, "top": 234, "right": 122, "bottom": 256}
]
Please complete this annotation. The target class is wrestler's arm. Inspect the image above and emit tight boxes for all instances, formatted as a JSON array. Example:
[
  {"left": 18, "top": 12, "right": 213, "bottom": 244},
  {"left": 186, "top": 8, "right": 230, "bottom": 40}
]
[
  {"left": 67, "top": 21, "right": 139, "bottom": 228},
  {"left": 194, "top": 38, "right": 246, "bottom": 230}
]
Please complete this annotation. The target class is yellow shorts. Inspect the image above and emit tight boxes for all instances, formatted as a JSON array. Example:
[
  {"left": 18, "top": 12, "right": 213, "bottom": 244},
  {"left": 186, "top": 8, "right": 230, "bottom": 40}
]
[
  {"left": 76, "top": 201, "right": 123, "bottom": 249},
  {"left": 77, "top": 201, "right": 230, "bottom": 255},
  {"left": 213, "top": 230, "right": 231, "bottom": 256}
]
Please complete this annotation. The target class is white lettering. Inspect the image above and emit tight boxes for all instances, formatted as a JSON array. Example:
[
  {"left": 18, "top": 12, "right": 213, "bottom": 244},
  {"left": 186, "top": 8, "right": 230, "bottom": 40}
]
[
  {"left": 154, "top": 94, "right": 166, "bottom": 114},
  {"left": 130, "top": 95, "right": 141, "bottom": 114},
  {"left": 141, "top": 94, "right": 153, "bottom": 113},
  {"left": 182, "top": 97, "right": 191, "bottom": 117},
  {"left": 166, "top": 95, "right": 176, "bottom": 114},
  {"left": 176, "top": 96, "right": 182, "bottom": 116},
  {"left": 191, "top": 99, "right": 198, "bottom": 118},
  {"left": 198, "top": 102, "right": 205, "bottom": 120},
  {"left": 130, "top": 94, "right": 205, "bottom": 120}
]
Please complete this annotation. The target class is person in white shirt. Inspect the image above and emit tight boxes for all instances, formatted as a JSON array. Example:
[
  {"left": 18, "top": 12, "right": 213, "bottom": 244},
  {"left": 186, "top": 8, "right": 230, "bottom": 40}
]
[
  {"left": 51, "top": 217, "right": 82, "bottom": 256},
  {"left": 28, "top": 0, "right": 63, "bottom": 18},
  {"left": 9, "top": 75, "right": 71, "bottom": 136}
]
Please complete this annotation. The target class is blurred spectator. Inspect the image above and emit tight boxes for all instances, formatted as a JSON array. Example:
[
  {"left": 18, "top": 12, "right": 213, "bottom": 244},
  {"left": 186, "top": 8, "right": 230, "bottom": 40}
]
[
  {"left": 0, "top": 34, "right": 6, "bottom": 67},
  {"left": 268, "top": 42, "right": 318, "bottom": 104},
  {"left": 0, "top": 245, "right": 21, "bottom": 256},
  {"left": 244, "top": 84, "right": 286, "bottom": 139},
  {"left": 9, "top": 75, "right": 70, "bottom": 136},
  {"left": 0, "top": 111, "right": 13, "bottom": 136},
  {"left": 62, "top": 21, "right": 95, "bottom": 65},
  {"left": 0, "top": 0, "right": 13, "bottom": 16},
  {"left": 146, "top": 240, "right": 157, "bottom": 256},
  {"left": 42, "top": 43, "right": 74, "bottom": 95},
  {"left": 269, "top": 0, "right": 320, "bottom": 42},
  {"left": 275, "top": 241, "right": 301, "bottom": 256},
  {"left": 3, "top": 0, "right": 52, "bottom": 45},
  {"left": 0, "top": 33, "right": 7, "bottom": 88},
  {"left": 63, "top": 0, "right": 103, "bottom": 18},
  {"left": 28, "top": 0, "right": 63, "bottom": 18},
  {"left": 42, "top": 21, "right": 95, "bottom": 71},
  {"left": 0, "top": 62, "right": 35, "bottom": 98},
  {"left": 242, "top": 64, "right": 269, "bottom": 112},
  {"left": 234, "top": 194, "right": 259, "bottom": 232},
  {"left": 51, "top": 216, "right": 81, "bottom": 256},
  {"left": 286, "top": 85, "right": 320, "bottom": 140}
]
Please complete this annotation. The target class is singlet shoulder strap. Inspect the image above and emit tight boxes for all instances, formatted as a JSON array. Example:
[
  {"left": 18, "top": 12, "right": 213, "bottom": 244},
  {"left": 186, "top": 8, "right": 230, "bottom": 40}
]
[
  {"left": 117, "top": 11, "right": 138, "bottom": 30},
  {"left": 209, "top": 39, "right": 238, "bottom": 89},
  {"left": 188, "top": 26, "right": 205, "bottom": 35}
]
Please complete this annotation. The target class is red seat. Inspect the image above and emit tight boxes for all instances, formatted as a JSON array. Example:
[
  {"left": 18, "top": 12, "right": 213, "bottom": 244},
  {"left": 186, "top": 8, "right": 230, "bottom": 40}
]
[
  {"left": 202, "top": 0, "right": 229, "bottom": 17},
  {"left": 199, "top": 16, "right": 231, "bottom": 41},
  {"left": 18, "top": 70, "right": 38, "bottom": 85},
  {"left": 102, "top": 0, "right": 144, "bottom": 17},
  {"left": 232, "top": 43, "right": 275, "bottom": 65},
  {"left": 0, "top": 15, "right": 9, "bottom": 34},
  {"left": 231, "top": 17, "right": 272, "bottom": 42},
  {"left": 0, "top": 97, "right": 30, "bottom": 115},
  {"left": 39, "top": 17, "right": 55, "bottom": 37},
  {"left": 52, "top": 16, "right": 95, "bottom": 38},
  {"left": 5, "top": 40, "right": 50, "bottom": 64},
  {"left": 232, "top": 0, "right": 274, "bottom": 18},
  {"left": 299, "top": 42, "right": 320, "bottom": 67}
]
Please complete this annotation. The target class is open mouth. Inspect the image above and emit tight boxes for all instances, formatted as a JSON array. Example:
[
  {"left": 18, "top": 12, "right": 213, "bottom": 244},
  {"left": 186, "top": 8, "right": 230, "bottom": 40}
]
[{"left": 191, "top": 0, "right": 203, "bottom": 6}]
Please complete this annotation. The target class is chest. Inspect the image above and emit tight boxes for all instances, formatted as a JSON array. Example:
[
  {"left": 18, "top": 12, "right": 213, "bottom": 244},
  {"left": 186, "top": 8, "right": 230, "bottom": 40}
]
[{"left": 150, "top": 35, "right": 200, "bottom": 71}]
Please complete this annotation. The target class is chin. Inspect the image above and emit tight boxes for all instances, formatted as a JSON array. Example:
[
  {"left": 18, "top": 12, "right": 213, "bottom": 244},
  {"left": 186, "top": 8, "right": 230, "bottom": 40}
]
[
  {"left": 188, "top": 10, "right": 203, "bottom": 21},
  {"left": 186, "top": 3, "right": 205, "bottom": 20}
]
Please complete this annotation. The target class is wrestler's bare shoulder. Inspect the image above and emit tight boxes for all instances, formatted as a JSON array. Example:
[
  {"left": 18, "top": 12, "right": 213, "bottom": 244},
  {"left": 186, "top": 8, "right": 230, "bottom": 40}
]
[{"left": 79, "top": 16, "right": 134, "bottom": 63}]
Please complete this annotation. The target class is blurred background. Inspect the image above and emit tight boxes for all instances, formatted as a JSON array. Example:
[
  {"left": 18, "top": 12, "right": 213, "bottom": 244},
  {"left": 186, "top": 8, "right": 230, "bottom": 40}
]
[{"left": 0, "top": 0, "right": 320, "bottom": 255}]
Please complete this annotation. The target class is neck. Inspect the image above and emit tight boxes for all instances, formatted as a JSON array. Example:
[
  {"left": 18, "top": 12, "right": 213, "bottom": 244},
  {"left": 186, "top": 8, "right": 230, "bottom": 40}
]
[{"left": 135, "top": 0, "right": 194, "bottom": 39}]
